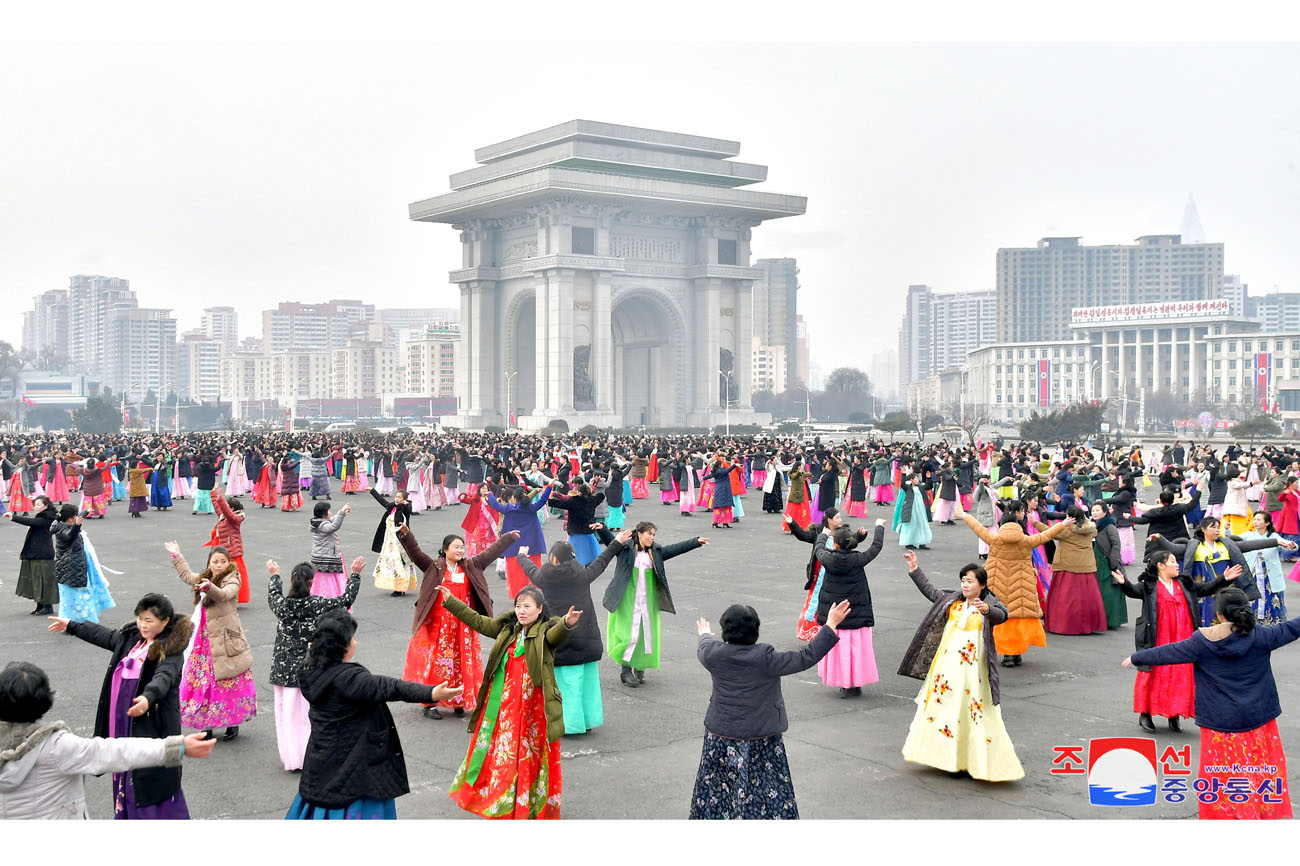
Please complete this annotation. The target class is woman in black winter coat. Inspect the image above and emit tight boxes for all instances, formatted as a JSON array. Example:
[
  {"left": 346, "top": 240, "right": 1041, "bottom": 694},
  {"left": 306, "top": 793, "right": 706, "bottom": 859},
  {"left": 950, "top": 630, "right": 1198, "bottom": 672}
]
[
  {"left": 7, "top": 495, "right": 57, "bottom": 614},
  {"left": 288, "top": 610, "right": 461, "bottom": 820},
  {"left": 369, "top": 486, "right": 412, "bottom": 553},
  {"left": 48, "top": 593, "right": 194, "bottom": 818},
  {"left": 812, "top": 521, "right": 886, "bottom": 698},
  {"left": 785, "top": 507, "right": 865, "bottom": 642},
  {"left": 550, "top": 482, "right": 606, "bottom": 566},
  {"left": 515, "top": 529, "right": 632, "bottom": 733}
]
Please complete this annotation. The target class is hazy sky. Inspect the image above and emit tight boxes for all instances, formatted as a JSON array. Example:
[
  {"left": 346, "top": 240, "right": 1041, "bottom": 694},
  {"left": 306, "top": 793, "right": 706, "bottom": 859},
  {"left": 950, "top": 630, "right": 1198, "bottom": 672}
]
[{"left": 3, "top": 42, "right": 1298, "bottom": 382}]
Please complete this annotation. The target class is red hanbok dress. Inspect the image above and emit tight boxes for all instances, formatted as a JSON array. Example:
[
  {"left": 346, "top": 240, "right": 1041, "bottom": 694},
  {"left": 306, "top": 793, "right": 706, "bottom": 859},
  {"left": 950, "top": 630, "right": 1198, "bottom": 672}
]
[
  {"left": 1132, "top": 579, "right": 1196, "bottom": 719},
  {"left": 401, "top": 561, "right": 482, "bottom": 712}
]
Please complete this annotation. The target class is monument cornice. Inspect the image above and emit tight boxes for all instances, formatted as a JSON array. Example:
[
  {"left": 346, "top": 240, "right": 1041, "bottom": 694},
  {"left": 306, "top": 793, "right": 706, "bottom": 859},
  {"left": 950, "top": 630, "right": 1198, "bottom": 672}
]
[
  {"left": 685, "top": 264, "right": 763, "bottom": 281},
  {"left": 520, "top": 254, "right": 627, "bottom": 273}
]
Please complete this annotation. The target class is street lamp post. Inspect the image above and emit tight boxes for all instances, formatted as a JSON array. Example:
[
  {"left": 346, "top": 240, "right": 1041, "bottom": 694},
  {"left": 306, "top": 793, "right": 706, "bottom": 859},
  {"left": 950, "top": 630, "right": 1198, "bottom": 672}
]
[
  {"left": 505, "top": 371, "right": 518, "bottom": 430},
  {"left": 718, "top": 369, "right": 733, "bottom": 435},
  {"left": 173, "top": 387, "right": 189, "bottom": 435}
]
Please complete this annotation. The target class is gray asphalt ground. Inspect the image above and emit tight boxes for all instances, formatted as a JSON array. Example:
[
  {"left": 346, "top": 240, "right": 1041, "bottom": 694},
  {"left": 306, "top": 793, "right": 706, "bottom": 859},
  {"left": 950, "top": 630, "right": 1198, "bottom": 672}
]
[{"left": 2, "top": 480, "right": 1296, "bottom": 820}]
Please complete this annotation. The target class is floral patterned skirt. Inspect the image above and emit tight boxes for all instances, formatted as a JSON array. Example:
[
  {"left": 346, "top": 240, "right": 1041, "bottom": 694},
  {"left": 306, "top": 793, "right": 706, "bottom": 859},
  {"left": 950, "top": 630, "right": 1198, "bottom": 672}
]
[
  {"left": 450, "top": 650, "right": 561, "bottom": 819},
  {"left": 1198, "top": 719, "right": 1292, "bottom": 819},
  {"left": 180, "top": 608, "right": 258, "bottom": 729},
  {"left": 401, "top": 593, "right": 482, "bottom": 711},
  {"left": 689, "top": 732, "right": 798, "bottom": 819}
]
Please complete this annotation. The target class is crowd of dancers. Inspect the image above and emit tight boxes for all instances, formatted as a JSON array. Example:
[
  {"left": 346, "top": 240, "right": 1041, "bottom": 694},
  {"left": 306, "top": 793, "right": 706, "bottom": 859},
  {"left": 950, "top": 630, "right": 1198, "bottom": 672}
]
[{"left": 1, "top": 430, "right": 1298, "bottom": 821}]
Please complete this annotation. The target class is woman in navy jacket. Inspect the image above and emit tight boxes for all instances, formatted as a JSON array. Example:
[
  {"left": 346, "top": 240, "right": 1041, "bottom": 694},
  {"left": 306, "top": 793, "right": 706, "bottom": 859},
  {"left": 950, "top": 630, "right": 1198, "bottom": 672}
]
[
  {"left": 690, "top": 598, "right": 849, "bottom": 819},
  {"left": 1123, "top": 588, "right": 1299, "bottom": 820}
]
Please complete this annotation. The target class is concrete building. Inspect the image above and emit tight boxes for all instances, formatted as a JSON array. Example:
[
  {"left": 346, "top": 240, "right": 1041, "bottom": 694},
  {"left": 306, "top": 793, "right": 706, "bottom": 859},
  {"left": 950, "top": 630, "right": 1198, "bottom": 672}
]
[
  {"left": 176, "top": 332, "right": 222, "bottom": 402},
  {"left": 1222, "top": 275, "right": 1248, "bottom": 317},
  {"left": 751, "top": 336, "right": 788, "bottom": 393},
  {"left": 21, "top": 289, "right": 69, "bottom": 365},
  {"left": 898, "top": 285, "right": 997, "bottom": 390},
  {"left": 795, "top": 315, "right": 810, "bottom": 388},
  {"left": 750, "top": 258, "right": 799, "bottom": 390},
  {"left": 375, "top": 307, "right": 460, "bottom": 348},
  {"left": 220, "top": 350, "right": 332, "bottom": 418},
  {"left": 67, "top": 275, "right": 137, "bottom": 377},
  {"left": 409, "top": 119, "right": 806, "bottom": 430},
  {"left": 964, "top": 299, "right": 1300, "bottom": 423},
  {"left": 1252, "top": 292, "right": 1300, "bottom": 333},
  {"left": 907, "top": 370, "right": 964, "bottom": 420},
  {"left": 105, "top": 307, "right": 176, "bottom": 400},
  {"left": 332, "top": 339, "right": 400, "bottom": 401},
  {"left": 201, "top": 306, "right": 239, "bottom": 356},
  {"left": 404, "top": 323, "right": 459, "bottom": 398},
  {"left": 868, "top": 349, "right": 899, "bottom": 402},
  {"left": 260, "top": 300, "right": 375, "bottom": 354},
  {"left": 996, "top": 235, "right": 1224, "bottom": 343},
  {"left": 898, "top": 284, "right": 932, "bottom": 390}
]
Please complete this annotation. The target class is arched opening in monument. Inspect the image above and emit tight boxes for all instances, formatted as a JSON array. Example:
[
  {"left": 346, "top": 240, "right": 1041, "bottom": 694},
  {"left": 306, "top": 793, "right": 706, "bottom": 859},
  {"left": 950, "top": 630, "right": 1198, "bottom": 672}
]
[
  {"left": 611, "top": 293, "right": 680, "bottom": 428},
  {"left": 508, "top": 295, "right": 536, "bottom": 420}
]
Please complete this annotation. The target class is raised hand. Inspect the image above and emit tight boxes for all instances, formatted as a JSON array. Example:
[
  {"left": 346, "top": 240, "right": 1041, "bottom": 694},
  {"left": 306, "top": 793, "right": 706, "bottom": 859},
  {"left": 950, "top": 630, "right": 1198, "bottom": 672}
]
[
  {"left": 697, "top": 617, "right": 711, "bottom": 636},
  {"left": 903, "top": 550, "right": 918, "bottom": 572},
  {"left": 341, "top": 504, "right": 351, "bottom": 515},
  {"left": 825, "top": 599, "right": 851, "bottom": 629},
  {"left": 47, "top": 616, "right": 70, "bottom": 633},
  {"left": 163, "top": 541, "right": 180, "bottom": 557},
  {"left": 564, "top": 606, "right": 583, "bottom": 627},
  {"left": 267, "top": 559, "right": 280, "bottom": 575},
  {"left": 697, "top": 537, "right": 710, "bottom": 545},
  {"left": 350, "top": 555, "right": 366, "bottom": 575},
  {"left": 874, "top": 518, "right": 886, "bottom": 527},
  {"left": 1224, "top": 564, "right": 1242, "bottom": 582},
  {"left": 616, "top": 528, "right": 634, "bottom": 544}
]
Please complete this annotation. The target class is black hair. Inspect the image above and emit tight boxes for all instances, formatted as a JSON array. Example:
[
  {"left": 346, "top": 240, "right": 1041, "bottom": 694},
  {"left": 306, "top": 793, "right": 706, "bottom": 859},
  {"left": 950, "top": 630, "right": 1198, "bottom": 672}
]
[
  {"left": 1194, "top": 516, "right": 1221, "bottom": 541},
  {"left": 57, "top": 503, "right": 78, "bottom": 522},
  {"left": 227, "top": 496, "right": 244, "bottom": 513},
  {"left": 820, "top": 506, "right": 841, "bottom": 529},
  {"left": 959, "top": 563, "right": 989, "bottom": 587},
  {"left": 634, "top": 522, "right": 657, "bottom": 551},
  {"left": 515, "top": 585, "right": 546, "bottom": 613},
  {"left": 547, "top": 541, "right": 576, "bottom": 563},
  {"left": 438, "top": 534, "right": 464, "bottom": 558},
  {"left": 0, "top": 661, "right": 54, "bottom": 724},
  {"left": 288, "top": 562, "right": 315, "bottom": 599},
  {"left": 313, "top": 501, "right": 331, "bottom": 519},
  {"left": 1254, "top": 511, "right": 1277, "bottom": 535},
  {"left": 133, "top": 592, "right": 175, "bottom": 624},
  {"left": 1141, "top": 550, "right": 1179, "bottom": 577},
  {"left": 32, "top": 495, "right": 52, "bottom": 511},
  {"left": 1066, "top": 505, "right": 1086, "bottom": 521},
  {"left": 832, "top": 525, "right": 855, "bottom": 549},
  {"left": 304, "top": 609, "right": 357, "bottom": 670},
  {"left": 1216, "top": 587, "right": 1257, "bottom": 634},
  {"left": 720, "top": 604, "right": 761, "bottom": 645},
  {"left": 1159, "top": 489, "right": 1175, "bottom": 506}
]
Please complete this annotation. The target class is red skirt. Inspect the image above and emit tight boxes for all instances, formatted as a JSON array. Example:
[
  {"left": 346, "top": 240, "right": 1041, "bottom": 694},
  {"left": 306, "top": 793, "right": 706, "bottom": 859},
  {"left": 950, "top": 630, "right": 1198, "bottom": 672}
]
[
  {"left": 401, "top": 582, "right": 482, "bottom": 711},
  {"left": 1133, "top": 587, "right": 1195, "bottom": 718},
  {"left": 6, "top": 475, "right": 33, "bottom": 512},
  {"left": 506, "top": 555, "right": 542, "bottom": 600},
  {"left": 280, "top": 492, "right": 303, "bottom": 512},
  {"left": 783, "top": 500, "right": 811, "bottom": 533},
  {"left": 1197, "top": 719, "right": 1292, "bottom": 819},
  {"left": 631, "top": 478, "right": 649, "bottom": 499},
  {"left": 234, "top": 556, "right": 250, "bottom": 604},
  {"left": 1043, "top": 570, "right": 1107, "bottom": 635},
  {"left": 796, "top": 583, "right": 821, "bottom": 642},
  {"left": 712, "top": 506, "right": 734, "bottom": 525},
  {"left": 844, "top": 498, "right": 868, "bottom": 518}
]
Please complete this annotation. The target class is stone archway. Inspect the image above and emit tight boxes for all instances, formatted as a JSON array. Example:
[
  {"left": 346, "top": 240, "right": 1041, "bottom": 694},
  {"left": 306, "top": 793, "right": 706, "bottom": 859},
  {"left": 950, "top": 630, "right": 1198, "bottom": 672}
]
[
  {"left": 503, "top": 292, "right": 536, "bottom": 418},
  {"left": 611, "top": 290, "right": 687, "bottom": 427}
]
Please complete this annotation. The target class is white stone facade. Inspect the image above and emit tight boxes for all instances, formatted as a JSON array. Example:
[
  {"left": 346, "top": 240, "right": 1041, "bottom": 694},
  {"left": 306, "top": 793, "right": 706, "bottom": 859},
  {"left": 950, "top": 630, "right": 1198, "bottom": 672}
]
[{"left": 409, "top": 120, "right": 806, "bottom": 430}]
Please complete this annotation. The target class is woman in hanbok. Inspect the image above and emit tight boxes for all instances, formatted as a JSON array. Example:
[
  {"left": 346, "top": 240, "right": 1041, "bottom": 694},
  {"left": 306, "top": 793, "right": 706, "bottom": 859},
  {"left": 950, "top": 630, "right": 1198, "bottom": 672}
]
[
  {"left": 843, "top": 454, "right": 869, "bottom": 519},
  {"left": 1043, "top": 506, "right": 1108, "bottom": 636},
  {"left": 870, "top": 452, "right": 895, "bottom": 506},
  {"left": 548, "top": 483, "right": 603, "bottom": 566},
  {"left": 676, "top": 453, "right": 698, "bottom": 516},
  {"left": 601, "top": 522, "right": 708, "bottom": 687},
  {"left": 422, "top": 453, "right": 443, "bottom": 510},
  {"left": 40, "top": 456, "right": 70, "bottom": 505},
  {"left": 785, "top": 507, "right": 866, "bottom": 642},
  {"left": 49, "top": 593, "right": 194, "bottom": 818},
  {"left": 899, "top": 552, "right": 1023, "bottom": 781},
  {"left": 341, "top": 447, "right": 367, "bottom": 495},
  {"left": 266, "top": 557, "right": 363, "bottom": 771},
  {"left": 812, "top": 522, "right": 886, "bottom": 697},
  {"left": 1115, "top": 550, "right": 1238, "bottom": 732},
  {"left": 53, "top": 506, "right": 115, "bottom": 624},
  {"left": 400, "top": 526, "right": 515, "bottom": 721},
  {"left": 8, "top": 495, "right": 57, "bottom": 614},
  {"left": 126, "top": 461, "right": 150, "bottom": 518},
  {"left": 279, "top": 454, "right": 303, "bottom": 512},
  {"left": 164, "top": 541, "right": 257, "bottom": 741},
  {"left": 1122, "top": 587, "right": 1298, "bottom": 819},
  {"left": 1222, "top": 468, "right": 1254, "bottom": 538},
  {"left": 148, "top": 455, "right": 173, "bottom": 511},
  {"left": 970, "top": 475, "right": 999, "bottom": 560},
  {"left": 309, "top": 502, "right": 351, "bottom": 598},
  {"left": 783, "top": 461, "right": 811, "bottom": 532},
  {"left": 210, "top": 488, "right": 250, "bottom": 604},
  {"left": 955, "top": 497, "right": 1072, "bottom": 667},
  {"left": 5, "top": 455, "right": 34, "bottom": 514},
  {"left": 81, "top": 457, "right": 116, "bottom": 518},
  {"left": 459, "top": 485, "right": 501, "bottom": 559},
  {"left": 762, "top": 454, "right": 788, "bottom": 514},
  {"left": 1231, "top": 511, "right": 1295, "bottom": 625},
  {"left": 405, "top": 456, "right": 428, "bottom": 513},
  {"left": 892, "top": 472, "right": 933, "bottom": 550},
  {"left": 110, "top": 461, "right": 127, "bottom": 502},
  {"left": 223, "top": 448, "right": 250, "bottom": 497},
  {"left": 1090, "top": 501, "right": 1130, "bottom": 630},
  {"left": 442, "top": 584, "right": 580, "bottom": 819},
  {"left": 487, "top": 484, "right": 553, "bottom": 599},
  {"left": 658, "top": 455, "right": 679, "bottom": 504}
]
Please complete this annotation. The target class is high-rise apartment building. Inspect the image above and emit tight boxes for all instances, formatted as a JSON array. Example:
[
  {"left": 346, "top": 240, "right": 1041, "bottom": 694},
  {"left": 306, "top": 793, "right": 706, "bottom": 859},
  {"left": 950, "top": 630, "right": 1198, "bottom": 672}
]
[
  {"left": 332, "top": 339, "right": 400, "bottom": 400},
  {"left": 201, "top": 307, "right": 239, "bottom": 356},
  {"left": 261, "top": 300, "right": 376, "bottom": 354},
  {"left": 795, "top": 315, "right": 810, "bottom": 388},
  {"left": 376, "top": 307, "right": 459, "bottom": 349},
  {"left": 898, "top": 284, "right": 932, "bottom": 391},
  {"left": 996, "top": 235, "right": 1224, "bottom": 342},
  {"left": 176, "top": 331, "right": 223, "bottom": 402},
  {"left": 899, "top": 285, "right": 997, "bottom": 390},
  {"left": 106, "top": 307, "right": 176, "bottom": 400},
  {"left": 21, "top": 289, "right": 69, "bottom": 365},
  {"left": 404, "top": 323, "right": 459, "bottom": 397},
  {"left": 750, "top": 336, "right": 788, "bottom": 393},
  {"left": 67, "top": 275, "right": 137, "bottom": 376},
  {"left": 751, "top": 258, "right": 799, "bottom": 389}
]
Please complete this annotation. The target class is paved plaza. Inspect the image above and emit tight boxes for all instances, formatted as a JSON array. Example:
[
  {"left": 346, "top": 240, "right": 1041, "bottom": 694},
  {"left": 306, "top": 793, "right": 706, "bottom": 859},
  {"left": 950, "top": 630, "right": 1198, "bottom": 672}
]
[{"left": 2, "top": 481, "right": 1297, "bottom": 819}]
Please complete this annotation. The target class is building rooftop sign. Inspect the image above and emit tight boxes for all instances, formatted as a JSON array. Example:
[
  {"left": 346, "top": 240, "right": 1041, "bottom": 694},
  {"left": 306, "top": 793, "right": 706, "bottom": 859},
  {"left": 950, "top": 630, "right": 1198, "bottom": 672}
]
[{"left": 1070, "top": 298, "right": 1230, "bottom": 325}]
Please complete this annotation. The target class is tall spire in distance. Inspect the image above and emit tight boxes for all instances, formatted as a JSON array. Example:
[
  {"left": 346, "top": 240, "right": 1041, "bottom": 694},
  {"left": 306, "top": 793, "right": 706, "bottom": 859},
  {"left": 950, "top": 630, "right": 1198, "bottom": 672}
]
[{"left": 1180, "top": 194, "right": 1207, "bottom": 244}]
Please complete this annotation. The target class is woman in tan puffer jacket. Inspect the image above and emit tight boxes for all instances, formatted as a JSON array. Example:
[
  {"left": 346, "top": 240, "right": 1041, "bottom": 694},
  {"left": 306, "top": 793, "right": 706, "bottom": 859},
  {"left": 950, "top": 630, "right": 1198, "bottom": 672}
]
[
  {"left": 1044, "top": 505, "right": 1109, "bottom": 637},
  {"left": 956, "top": 498, "right": 1071, "bottom": 666},
  {"left": 163, "top": 541, "right": 257, "bottom": 740}
]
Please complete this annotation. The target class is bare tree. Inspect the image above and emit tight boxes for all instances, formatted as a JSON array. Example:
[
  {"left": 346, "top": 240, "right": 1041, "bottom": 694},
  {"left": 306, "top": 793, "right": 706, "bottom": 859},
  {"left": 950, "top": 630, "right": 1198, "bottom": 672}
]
[{"left": 955, "top": 402, "right": 996, "bottom": 445}]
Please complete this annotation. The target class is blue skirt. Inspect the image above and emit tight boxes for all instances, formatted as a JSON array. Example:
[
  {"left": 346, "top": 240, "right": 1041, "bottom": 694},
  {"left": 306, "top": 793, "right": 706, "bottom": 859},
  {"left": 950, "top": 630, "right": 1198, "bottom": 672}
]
[
  {"left": 285, "top": 793, "right": 396, "bottom": 820},
  {"left": 192, "top": 489, "right": 215, "bottom": 514},
  {"left": 150, "top": 482, "right": 172, "bottom": 508},
  {"left": 606, "top": 505, "right": 626, "bottom": 529},
  {"left": 896, "top": 495, "right": 933, "bottom": 547},
  {"left": 569, "top": 533, "right": 600, "bottom": 566},
  {"left": 555, "top": 661, "right": 603, "bottom": 734}
]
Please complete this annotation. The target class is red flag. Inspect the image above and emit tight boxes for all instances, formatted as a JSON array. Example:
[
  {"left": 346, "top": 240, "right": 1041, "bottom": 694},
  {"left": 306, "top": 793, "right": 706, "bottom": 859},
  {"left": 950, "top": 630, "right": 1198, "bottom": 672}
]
[
  {"left": 21, "top": 396, "right": 35, "bottom": 406},
  {"left": 1038, "top": 359, "right": 1051, "bottom": 408}
]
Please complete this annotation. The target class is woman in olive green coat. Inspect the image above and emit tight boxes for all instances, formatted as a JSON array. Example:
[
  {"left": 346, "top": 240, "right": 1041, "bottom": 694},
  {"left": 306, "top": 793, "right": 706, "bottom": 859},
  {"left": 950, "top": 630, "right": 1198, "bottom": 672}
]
[{"left": 439, "top": 584, "right": 580, "bottom": 819}]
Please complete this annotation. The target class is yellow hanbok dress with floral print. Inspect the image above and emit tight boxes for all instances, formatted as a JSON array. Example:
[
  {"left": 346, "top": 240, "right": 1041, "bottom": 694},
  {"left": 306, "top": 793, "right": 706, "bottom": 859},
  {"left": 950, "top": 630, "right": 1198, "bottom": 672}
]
[{"left": 902, "top": 599, "right": 1024, "bottom": 781}]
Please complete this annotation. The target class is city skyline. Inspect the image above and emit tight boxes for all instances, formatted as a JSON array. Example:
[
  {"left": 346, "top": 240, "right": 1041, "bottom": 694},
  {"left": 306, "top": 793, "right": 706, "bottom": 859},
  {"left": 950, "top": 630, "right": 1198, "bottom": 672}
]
[{"left": 3, "top": 42, "right": 1297, "bottom": 381}]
